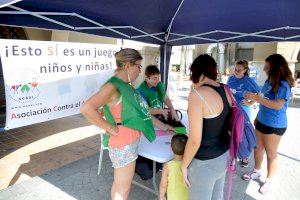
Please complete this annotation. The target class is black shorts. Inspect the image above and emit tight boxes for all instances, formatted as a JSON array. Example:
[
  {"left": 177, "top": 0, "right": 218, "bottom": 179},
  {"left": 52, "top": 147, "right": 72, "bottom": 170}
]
[{"left": 255, "top": 120, "right": 286, "bottom": 136}]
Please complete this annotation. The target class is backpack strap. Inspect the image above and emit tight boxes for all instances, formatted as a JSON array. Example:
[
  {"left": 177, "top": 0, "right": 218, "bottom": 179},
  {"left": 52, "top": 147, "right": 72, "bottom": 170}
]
[
  {"left": 193, "top": 89, "right": 214, "bottom": 115},
  {"left": 223, "top": 84, "right": 237, "bottom": 106},
  {"left": 222, "top": 84, "right": 237, "bottom": 200}
]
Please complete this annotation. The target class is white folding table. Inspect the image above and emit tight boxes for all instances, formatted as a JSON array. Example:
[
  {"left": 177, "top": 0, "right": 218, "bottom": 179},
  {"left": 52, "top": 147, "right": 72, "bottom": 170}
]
[
  {"left": 133, "top": 134, "right": 174, "bottom": 197},
  {"left": 133, "top": 112, "right": 188, "bottom": 198}
]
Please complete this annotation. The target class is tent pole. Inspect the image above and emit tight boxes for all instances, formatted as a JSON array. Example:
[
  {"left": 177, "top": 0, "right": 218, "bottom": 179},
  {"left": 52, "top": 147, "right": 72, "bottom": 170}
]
[
  {"left": 217, "top": 42, "right": 220, "bottom": 73},
  {"left": 0, "top": 0, "right": 21, "bottom": 9},
  {"left": 165, "top": 0, "right": 185, "bottom": 42},
  {"left": 8, "top": 5, "right": 74, "bottom": 29},
  {"left": 163, "top": 44, "right": 167, "bottom": 84},
  {"left": 131, "top": 32, "right": 164, "bottom": 39}
]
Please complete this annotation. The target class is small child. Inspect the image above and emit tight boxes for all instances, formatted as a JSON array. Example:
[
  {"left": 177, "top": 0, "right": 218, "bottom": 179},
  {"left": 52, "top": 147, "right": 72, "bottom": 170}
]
[{"left": 159, "top": 134, "right": 188, "bottom": 200}]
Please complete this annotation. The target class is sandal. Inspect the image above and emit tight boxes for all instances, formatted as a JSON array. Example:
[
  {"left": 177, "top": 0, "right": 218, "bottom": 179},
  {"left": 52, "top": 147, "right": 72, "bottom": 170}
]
[
  {"left": 239, "top": 159, "right": 249, "bottom": 168},
  {"left": 259, "top": 180, "right": 272, "bottom": 194},
  {"left": 242, "top": 170, "right": 261, "bottom": 181}
]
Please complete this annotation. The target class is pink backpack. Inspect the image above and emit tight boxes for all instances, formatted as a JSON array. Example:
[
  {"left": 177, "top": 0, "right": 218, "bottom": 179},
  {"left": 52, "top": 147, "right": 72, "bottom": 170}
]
[{"left": 223, "top": 84, "right": 245, "bottom": 200}]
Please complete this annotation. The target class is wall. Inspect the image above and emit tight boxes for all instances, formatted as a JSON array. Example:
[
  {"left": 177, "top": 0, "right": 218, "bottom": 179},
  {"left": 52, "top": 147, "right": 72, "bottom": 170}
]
[
  {"left": 193, "top": 44, "right": 209, "bottom": 60},
  {"left": 25, "top": 28, "right": 118, "bottom": 44},
  {"left": 24, "top": 28, "right": 52, "bottom": 41},
  {"left": 253, "top": 42, "right": 277, "bottom": 61},
  {"left": 296, "top": 63, "right": 300, "bottom": 70},
  {"left": 278, "top": 42, "right": 300, "bottom": 78},
  {"left": 51, "top": 30, "right": 69, "bottom": 41},
  {"left": 252, "top": 42, "right": 277, "bottom": 86},
  {"left": 68, "top": 31, "right": 117, "bottom": 44},
  {"left": 277, "top": 42, "right": 298, "bottom": 62},
  {"left": 132, "top": 46, "right": 160, "bottom": 88}
]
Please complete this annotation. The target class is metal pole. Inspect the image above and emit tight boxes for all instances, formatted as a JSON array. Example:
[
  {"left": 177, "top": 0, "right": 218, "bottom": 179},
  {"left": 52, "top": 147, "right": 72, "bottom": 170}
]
[
  {"left": 152, "top": 161, "right": 159, "bottom": 198},
  {"left": 163, "top": 44, "right": 167, "bottom": 84},
  {"left": 217, "top": 43, "right": 220, "bottom": 72}
]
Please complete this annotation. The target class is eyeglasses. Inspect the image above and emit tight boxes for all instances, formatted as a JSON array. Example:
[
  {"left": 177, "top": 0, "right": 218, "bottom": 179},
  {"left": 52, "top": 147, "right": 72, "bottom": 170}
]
[{"left": 133, "top": 64, "right": 142, "bottom": 69}]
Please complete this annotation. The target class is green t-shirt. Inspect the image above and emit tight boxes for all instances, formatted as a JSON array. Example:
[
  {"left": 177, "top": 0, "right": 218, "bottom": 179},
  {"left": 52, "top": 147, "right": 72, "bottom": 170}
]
[{"left": 137, "top": 81, "right": 166, "bottom": 108}]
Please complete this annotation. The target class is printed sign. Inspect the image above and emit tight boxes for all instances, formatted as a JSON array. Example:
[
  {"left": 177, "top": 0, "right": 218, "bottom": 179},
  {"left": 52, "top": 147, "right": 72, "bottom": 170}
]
[{"left": 0, "top": 39, "right": 119, "bottom": 129}]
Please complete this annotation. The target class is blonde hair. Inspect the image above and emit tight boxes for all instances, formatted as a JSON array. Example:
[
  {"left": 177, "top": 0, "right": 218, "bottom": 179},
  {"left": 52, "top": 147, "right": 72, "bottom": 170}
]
[{"left": 114, "top": 48, "right": 142, "bottom": 68}]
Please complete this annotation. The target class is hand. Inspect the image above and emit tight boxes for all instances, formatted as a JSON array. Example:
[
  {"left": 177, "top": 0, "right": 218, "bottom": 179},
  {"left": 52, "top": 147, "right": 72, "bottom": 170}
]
[
  {"left": 241, "top": 99, "right": 251, "bottom": 106},
  {"left": 244, "top": 92, "right": 258, "bottom": 102},
  {"left": 160, "top": 109, "right": 169, "bottom": 120},
  {"left": 171, "top": 109, "right": 180, "bottom": 121},
  {"left": 165, "top": 125, "right": 175, "bottom": 134},
  {"left": 182, "top": 166, "right": 191, "bottom": 188},
  {"left": 159, "top": 196, "right": 166, "bottom": 200},
  {"left": 108, "top": 126, "right": 119, "bottom": 136}
]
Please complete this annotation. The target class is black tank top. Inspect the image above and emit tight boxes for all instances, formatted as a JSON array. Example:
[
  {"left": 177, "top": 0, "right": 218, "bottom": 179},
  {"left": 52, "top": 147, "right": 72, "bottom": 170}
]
[{"left": 194, "top": 84, "right": 232, "bottom": 160}]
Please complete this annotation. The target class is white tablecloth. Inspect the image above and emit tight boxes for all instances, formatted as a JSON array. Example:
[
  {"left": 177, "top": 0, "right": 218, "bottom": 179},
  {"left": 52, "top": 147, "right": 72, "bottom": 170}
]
[
  {"left": 138, "top": 134, "right": 173, "bottom": 163},
  {"left": 137, "top": 112, "right": 188, "bottom": 163}
]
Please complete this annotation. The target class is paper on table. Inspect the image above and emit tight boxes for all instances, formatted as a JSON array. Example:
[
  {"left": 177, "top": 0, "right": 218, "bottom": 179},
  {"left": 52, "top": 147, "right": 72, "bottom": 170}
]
[{"left": 155, "top": 129, "right": 167, "bottom": 136}]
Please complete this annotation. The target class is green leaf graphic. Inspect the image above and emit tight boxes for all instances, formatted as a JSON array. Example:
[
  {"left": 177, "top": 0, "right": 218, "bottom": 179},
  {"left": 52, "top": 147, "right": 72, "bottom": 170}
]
[{"left": 21, "top": 84, "right": 30, "bottom": 93}]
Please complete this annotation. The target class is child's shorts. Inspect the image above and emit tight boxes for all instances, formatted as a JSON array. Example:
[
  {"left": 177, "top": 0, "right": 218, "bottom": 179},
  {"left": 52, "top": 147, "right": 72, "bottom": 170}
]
[{"left": 108, "top": 139, "right": 139, "bottom": 168}]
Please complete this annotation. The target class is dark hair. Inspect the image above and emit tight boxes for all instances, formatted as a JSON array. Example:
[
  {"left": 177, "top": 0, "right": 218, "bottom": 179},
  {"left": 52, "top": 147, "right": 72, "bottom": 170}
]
[
  {"left": 114, "top": 48, "right": 142, "bottom": 68},
  {"left": 265, "top": 54, "right": 295, "bottom": 93},
  {"left": 171, "top": 134, "right": 188, "bottom": 155},
  {"left": 236, "top": 60, "right": 249, "bottom": 76},
  {"left": 145, "top": 65, "right": 160, "bottom": 77},
  {"left": 190, "top": 54, "right": 217, "bottom": 83}
]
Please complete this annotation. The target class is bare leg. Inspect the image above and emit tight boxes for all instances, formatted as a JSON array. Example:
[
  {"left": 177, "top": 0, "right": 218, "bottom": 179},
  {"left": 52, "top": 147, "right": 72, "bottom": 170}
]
[
  {"left": 111, "top": 160, "right": 136, "bottom": 200},
  {"left": 254, "top": 129, "right": 265, "bottom": 170},
  {"left": 262, "top": 134, "right": 281, "bottom": 178}
]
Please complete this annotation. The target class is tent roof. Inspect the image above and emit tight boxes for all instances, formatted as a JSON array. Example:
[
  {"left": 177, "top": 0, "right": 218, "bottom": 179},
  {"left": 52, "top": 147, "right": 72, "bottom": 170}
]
[{"left": 0, "top": 0, "right": 300, "bottom": 45}]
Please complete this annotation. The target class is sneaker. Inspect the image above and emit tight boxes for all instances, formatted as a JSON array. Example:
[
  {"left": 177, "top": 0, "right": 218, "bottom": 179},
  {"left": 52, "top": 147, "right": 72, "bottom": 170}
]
[
  {"left": 259, "top": 180, "right": 272, "bottom": 194},
  {"left": 242, "top": 170, "right": 261, "bottom": 181},
  {"left": 239, "top": 159, "right": 249, "bottom": 168}
]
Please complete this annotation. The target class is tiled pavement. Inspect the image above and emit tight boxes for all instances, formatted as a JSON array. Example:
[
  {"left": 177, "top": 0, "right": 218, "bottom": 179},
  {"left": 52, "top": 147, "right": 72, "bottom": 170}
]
[
  {"left": 0, "top": 114, "right": 100, "bottom": 190},
  {"left": 0, "top": 151, "right": 160, "bottom": 200},
  {"left": 0, "top": 125, "right": 299, "bottom": 200},
  {"left": 0, "top": 89, "right": 300, "bottom": 200}
]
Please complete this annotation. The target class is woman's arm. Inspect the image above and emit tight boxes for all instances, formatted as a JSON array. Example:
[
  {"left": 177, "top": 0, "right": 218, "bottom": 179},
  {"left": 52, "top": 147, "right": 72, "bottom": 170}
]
[
  {"left": 182, "top": 91, "right": 203, "bottom": 167},
  {"left": 245, "top": 92, "right": 285, "bottom": 110},
  {"left": 242, "top": 77, "right": 260, "bottom": 106},
  {"left": 182, "top": 91, "right": 204, "bottom": 186},
  {"left": 149, "top": 108, "right": 169, "bottom": 120},
  {"left": 159, "top": 163, "right": 169, "bottom": 200},
  {"left": 80, "top": 83, "right": 118, "bottom": 134},
  {"left": 151, "top": 116, "right": 174, "bottom": 133}
]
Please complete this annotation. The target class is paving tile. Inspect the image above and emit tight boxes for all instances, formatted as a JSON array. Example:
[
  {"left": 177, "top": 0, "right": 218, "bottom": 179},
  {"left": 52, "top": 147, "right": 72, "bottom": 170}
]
[{"left": 0, "top": 188, "right": 15, "bottom": 200}]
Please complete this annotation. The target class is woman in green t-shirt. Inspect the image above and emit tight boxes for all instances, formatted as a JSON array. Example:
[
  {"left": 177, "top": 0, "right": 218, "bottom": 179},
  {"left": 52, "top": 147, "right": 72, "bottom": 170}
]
[{"left": 81, "top": 48, "right": 168, "bottom": 200}]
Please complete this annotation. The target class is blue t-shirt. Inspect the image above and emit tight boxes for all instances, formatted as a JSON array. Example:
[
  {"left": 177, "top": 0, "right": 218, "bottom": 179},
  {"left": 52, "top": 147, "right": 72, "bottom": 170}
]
[
  {"left": 227, "top": 75, "right": 260, "bottom": 105},
  {"left": 257, "top": 80, "right": 291, "bottom": 128},
  {"left": 136, "top": 88, "right": 148, "bottom": 102},
  {"left": 249, "top": 66, "right": 258, "bottom": 82}
]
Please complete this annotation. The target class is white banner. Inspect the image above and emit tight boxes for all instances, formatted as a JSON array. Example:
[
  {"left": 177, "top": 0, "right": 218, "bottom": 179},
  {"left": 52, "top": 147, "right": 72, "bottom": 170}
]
[{"left": 0, "top": 39, "right": 119, "bottom": 130}]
